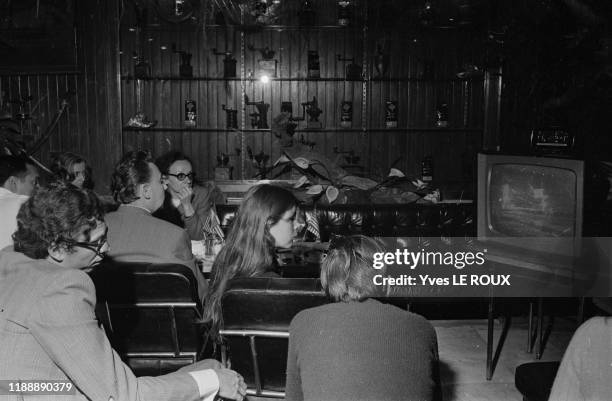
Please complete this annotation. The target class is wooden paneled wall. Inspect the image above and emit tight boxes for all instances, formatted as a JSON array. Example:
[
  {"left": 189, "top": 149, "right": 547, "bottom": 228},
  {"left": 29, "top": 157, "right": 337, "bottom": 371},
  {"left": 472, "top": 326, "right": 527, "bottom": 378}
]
[
  {"left": 119, "top": 0, "right": 486, "bottom": 182},
  {"left": 3, "top": 0, "right": 488, "bottom": 191},
  {"left": 0, "top": 73, "right": 83, "bottom": 167},
  {"left": 1, "top": 0, "right": 122, "bottom": 194}
]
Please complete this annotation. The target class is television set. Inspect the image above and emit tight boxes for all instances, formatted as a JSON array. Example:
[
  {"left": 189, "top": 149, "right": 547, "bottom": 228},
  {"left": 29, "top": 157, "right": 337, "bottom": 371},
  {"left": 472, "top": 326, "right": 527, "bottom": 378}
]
[{"left": 477, "top": 153, "right": 584, "bottom": 260}]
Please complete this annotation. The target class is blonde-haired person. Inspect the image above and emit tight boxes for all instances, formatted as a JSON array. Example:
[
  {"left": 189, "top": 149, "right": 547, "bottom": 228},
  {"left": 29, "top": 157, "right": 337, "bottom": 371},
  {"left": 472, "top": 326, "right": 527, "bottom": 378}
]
[
  {"left": 203, "top": 184, "right": 298, "bottom": 345},
  {"left": 285, "top": 235, "right": 441, "bottom": 401}
]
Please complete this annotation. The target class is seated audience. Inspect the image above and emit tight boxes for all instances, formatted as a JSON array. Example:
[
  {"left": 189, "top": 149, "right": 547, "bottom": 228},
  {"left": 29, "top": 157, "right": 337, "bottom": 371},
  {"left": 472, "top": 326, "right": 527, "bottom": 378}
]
[
  {"left": 285, "top": 235, "right": 440, "bottom": 401},
  {"left": 105, "top": 150, "right": 207, "bottom": 299},
  {"left": 154, "top": 151, "right": 226, "bottom": 241},
  {"left": 50, "top": 151, "right": 92, "bottom": 189},
  {"left": 548, "top": 316, "right": 612, "bottom": 401},
  {"left": 0, "top": 181, "right": 246, "bottom": 401},
  {"left": 203, "top": 184, "right": 298, "bottom": 344},
  {"left": 0, "top": 155, "right": 39, "bottom": 250}
]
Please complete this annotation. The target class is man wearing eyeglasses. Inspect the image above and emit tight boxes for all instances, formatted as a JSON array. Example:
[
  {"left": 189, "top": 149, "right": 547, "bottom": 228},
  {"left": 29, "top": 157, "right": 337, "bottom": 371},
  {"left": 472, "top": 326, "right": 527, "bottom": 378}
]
[
  {"left": 105, "top": 150, "right": 208, "bottom": 299},
  {"left": 153, "top": 151, "right": 226, "bottom": 242},
  {"left": 0, "top": 182, "right": 247, "bottom": 401}
]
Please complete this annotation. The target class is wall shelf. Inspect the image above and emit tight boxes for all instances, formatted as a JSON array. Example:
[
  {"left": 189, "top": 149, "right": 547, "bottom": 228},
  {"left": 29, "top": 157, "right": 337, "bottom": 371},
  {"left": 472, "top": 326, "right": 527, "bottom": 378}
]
[
  {"left": 123, "top": 127, "right": 238, "bottom": 132},
  {"left": 121, "top": 75, "right": 481, "bottom": 83},
  {"left": 140, "top": 24, "right": 362, "bottom": 32},
  {"left": 123, "top": 126, "right": 482, "bottom": 133}
]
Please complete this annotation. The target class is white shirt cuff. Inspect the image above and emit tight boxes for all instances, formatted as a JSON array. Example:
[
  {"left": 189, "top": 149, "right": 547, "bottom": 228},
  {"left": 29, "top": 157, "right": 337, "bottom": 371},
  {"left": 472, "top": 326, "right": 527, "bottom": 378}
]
[{"left": 188, "top": 369, "right": 220, "bottom": 401}]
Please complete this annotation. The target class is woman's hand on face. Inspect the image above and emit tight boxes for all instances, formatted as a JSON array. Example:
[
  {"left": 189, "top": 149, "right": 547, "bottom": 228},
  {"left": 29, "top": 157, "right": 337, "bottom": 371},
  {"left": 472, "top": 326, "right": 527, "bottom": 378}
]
[{"left": 176, "top": 186, "right": 195, "bottom": 217}]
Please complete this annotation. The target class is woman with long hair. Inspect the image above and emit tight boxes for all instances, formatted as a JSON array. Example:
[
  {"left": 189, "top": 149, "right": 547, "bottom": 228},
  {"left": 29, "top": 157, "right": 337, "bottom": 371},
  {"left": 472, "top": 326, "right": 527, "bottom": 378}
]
[
  {"left": 154, "top": 150, "right": 226, "bottom": 241},
  {"left": 203, "top": 184, "right": 298, "bottom": 344}
]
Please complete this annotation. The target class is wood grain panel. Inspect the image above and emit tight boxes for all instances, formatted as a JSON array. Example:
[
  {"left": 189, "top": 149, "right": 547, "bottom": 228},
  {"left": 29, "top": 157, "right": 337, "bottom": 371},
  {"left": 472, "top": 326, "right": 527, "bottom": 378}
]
[{"left": 113, "top": 0, "right": 487, "bottom": 183}]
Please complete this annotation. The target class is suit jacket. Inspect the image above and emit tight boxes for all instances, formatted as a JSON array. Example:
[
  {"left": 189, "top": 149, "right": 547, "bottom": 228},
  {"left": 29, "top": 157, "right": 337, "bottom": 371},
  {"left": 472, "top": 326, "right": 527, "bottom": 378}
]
[
  {"left": 105, "top": 205, "right": 207, "bottom": 299},
  {"left": 0, "top": 250, "right": 207, "bottom": 401}
]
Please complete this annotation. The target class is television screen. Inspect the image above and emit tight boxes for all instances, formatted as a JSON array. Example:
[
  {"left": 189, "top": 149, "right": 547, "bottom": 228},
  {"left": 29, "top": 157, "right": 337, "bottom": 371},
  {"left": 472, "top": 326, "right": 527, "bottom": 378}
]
[{"left": 489, "top": 164, "right": 577, "bottom": 237}]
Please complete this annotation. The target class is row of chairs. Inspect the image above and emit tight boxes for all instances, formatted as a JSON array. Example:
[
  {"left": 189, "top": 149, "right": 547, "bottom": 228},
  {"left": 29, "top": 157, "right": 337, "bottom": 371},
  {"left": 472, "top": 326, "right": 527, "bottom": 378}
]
[
  {"left": 90, "top": 261, "right": 572, "bottom": 400},
  {"left": 89, "top": 261, "right": 329, "bottom": 397}
]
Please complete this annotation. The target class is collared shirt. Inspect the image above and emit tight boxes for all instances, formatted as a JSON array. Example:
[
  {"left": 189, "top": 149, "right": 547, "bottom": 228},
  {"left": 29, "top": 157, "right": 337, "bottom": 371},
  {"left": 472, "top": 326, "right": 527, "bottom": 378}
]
[{"left": 0, "top": 187, "right": 28, "bottom": 251}]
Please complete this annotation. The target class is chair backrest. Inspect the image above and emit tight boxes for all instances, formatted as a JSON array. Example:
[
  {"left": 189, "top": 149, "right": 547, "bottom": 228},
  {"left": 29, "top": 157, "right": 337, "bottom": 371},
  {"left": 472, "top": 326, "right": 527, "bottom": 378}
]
[
  {"left": 89, "top": 261, "right": 204, "bottom": 376},
  {"left": 220, "top": 277, "right": 328, "bottom": 398}
]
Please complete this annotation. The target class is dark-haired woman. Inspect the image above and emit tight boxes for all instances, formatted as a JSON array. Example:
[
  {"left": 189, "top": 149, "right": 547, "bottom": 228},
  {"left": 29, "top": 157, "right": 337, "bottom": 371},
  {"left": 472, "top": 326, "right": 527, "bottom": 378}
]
[
  {"left": 285, "top": 235, "right": 440, "bottom": 401},
  {"left": 203, "top": 184, "right": 298, "bottom": 344},
  {"left": 154, "top": 151, "right": 226, "bottom": 241}
]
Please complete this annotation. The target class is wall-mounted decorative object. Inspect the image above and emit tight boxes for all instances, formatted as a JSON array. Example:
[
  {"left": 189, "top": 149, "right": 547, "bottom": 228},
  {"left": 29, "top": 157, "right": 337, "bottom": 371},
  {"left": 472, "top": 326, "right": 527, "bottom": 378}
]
[
  {"left": 215, "top": 153, "right": 232, "bottom": 180},
  {"left": 385, "top": 100, "right": 397, "bottom": 128},
  {"left": 299, "top": 0, "right": 316, "bottom": 26},
  {"left": 172, "top": 44, "right": 193, "bottom": 77},
  {"left": 374, "top": 42, "right": 389, "bottom": 78},
  {"left": 222, "top": 104, "right": 238, "bottom": 129},
  {"left": 338, "top": 1, "right": 352, "bottom": 26},
  {"left": 421, "top": 155, "right": 433, "bottom": 182},
  {"left": 245, "top": 95, "right": 270, "bottom": 129},
  {"left": 340, "top": 101, "right": 352, "bottom": 128},
  {"left": 303, "top": 96, "right": 323, "bottom": 129},
  {"left": 272, "top": 102, "right": 298, "bottom": 147},
  {"left": 307, "top": 51, "right": 321, "bottom": 78},
  {"left": 153, "top": 0, "right": 196, "bottom": 24},
  {"left": 247, "top": 146, "right": 271, "bottom": 178},
  {"left": 337, "top": 54, "right": 361, "bottom": 80},
  {"left": 184, "top": 100, "right": 197, "bottom": 127},
  {"left": 248, "top": 45, "right": 277, "bottom": 79},
  {"left": 436, "top": 102, "right": 449, "bottom": 127},
  {"left": 212, "top": 48, "right": 237, "bottom": 78}
]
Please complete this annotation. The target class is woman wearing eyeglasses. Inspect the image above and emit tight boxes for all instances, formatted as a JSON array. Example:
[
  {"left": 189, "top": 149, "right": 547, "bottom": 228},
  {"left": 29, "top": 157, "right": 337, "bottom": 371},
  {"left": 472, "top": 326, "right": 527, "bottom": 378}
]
[
  {"left": 285, "top": 235, "right": 441, "bottom": 401},
  {"left": 154, "top": 151, "right": 226, "bottom": 241}
]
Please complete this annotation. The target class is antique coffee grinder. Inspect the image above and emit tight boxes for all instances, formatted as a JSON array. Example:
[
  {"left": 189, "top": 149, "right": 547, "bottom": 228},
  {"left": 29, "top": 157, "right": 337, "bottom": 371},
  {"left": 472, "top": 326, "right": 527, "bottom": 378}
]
[
  {"left": 302, "top": 96, "right": 323, "bottom": 129},
  {"left": 337, "top": 54, "right": 362, "bottom": 80},
  {"left": 385, "top": 100, "right": 397, "bottom": 128},
  {"left": 340, "top": 101, "right": 352, "bottom": 128},
  {"left": 272, "top": 101, "right": 299, "bottom": 147},
  {"left": 212, "top": 48, "right": 237, "bottom": 78},
  {"left": 245, "top": 95, "right": 270, "bottom": 129},
  {"left": 337, "top": 1, "right": 352, "bottom": 26},
  {"left": 307, "top": 51, "right": 321, "bottom": 78},
  {"left": 374, "top": 43, "right": 390, "bottom": 78},
  {"left": 222, "top": 104, "right": 238, "bottom": 129},
  {"left": 172, "top": 44, "right": 193, "bottom": 78},
  {"left": 215, "top": 153, "right": 232, "bottom": 180}
]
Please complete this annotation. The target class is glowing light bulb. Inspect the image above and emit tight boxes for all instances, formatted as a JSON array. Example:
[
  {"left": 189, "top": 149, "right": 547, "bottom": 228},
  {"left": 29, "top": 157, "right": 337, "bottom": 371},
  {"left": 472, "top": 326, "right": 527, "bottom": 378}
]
[{"left": 260, "top": 75, "right": 270, "bottom": 84}]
